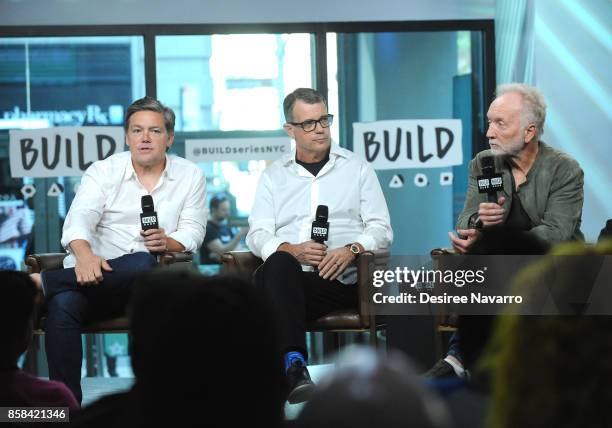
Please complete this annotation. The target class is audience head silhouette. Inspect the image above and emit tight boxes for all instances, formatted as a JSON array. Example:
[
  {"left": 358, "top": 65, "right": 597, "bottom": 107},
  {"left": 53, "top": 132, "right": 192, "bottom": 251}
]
[
  {"left": 296, "top": 346, "right": 452, "bottom": 428},
  {"left": 0, "top": 270, "right": 37, "bottom": 366},
  {"left": 129, "top": 271, "right": 284, "bottom": 427}
]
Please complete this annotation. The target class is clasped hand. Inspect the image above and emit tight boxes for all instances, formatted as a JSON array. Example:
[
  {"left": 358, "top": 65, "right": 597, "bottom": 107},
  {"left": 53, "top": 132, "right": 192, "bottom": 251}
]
[{"left": 280, "top": 240, "right": 356, "bottom": 281}]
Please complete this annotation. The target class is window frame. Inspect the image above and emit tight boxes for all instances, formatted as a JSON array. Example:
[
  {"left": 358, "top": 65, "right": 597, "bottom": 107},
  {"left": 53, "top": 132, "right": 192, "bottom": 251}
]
[
  {"left": 0, "top": 20, "right": 496, "bottom": 151},
  {"left": 0, "top": 20, "right": 496, "bottom": 254}
]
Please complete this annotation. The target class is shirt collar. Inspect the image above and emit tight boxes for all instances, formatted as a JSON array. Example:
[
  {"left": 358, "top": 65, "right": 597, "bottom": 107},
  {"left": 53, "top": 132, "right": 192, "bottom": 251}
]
[
  {"left": 281, "top": 140, "right": 347, "bottom": 166},
  {"left": 123, "top": 154, "right": 174, "bottom": 181}
]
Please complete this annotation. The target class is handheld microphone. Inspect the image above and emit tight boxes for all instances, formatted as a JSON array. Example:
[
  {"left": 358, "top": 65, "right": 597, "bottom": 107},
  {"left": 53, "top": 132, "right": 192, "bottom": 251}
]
[
  {"left": 477, "top": 156, "right": 504, "bottom": 203},
  {"left": 140, "top": 195, "right": 159, "bottom": 231},
  {"left": 311, "top": 205, "right": 329, "bottom": 244}
]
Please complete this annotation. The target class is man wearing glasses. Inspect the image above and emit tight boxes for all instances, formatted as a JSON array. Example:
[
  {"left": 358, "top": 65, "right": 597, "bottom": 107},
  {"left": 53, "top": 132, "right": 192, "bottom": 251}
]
[{"left": 247, "top": 88, "right": 393, "bottom": 403}]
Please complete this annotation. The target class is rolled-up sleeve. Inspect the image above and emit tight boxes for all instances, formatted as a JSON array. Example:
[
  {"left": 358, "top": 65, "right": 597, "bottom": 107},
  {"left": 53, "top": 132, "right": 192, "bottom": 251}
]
[
  {"left": 167, "top": 167, "right": 207, "bottom": 252},
  {"left": 61, "top": 165, "right": 106, "bottom": 252},
  {"left": 247, "top": 172, "right": 282, "bottom": 260},
  {"left": 456, "top": 159, "right": 481, "bottom": 230},
  {"left": 356, "top": 163, "right": 393, "bottom": 251}
]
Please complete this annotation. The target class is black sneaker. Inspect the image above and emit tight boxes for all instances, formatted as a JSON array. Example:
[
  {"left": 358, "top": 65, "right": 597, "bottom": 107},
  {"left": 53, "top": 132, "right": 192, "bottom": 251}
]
[
  {"left": 286, "top": 359, "right": 315, "bottom": 404},
  {"left": 423, "top": 359, "right": 456, "bottom": 378}
]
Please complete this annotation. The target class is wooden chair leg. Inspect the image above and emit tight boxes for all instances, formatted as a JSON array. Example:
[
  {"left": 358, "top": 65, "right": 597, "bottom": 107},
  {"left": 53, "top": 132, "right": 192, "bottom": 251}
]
[
  {"left": 370, "top": 323, "right": 378, "bottom": 348},
  {"left": 95, "top": 335, "right": 105, "bottom": 377},
  {"left": 85, "top": 334, "right": 97, "bottom": 377},
  {"left": 333, "top": 332, "right": 340, "bottom": 351},
  {"left": 23, "top": 334, "right": 41, "bottom": 375}
]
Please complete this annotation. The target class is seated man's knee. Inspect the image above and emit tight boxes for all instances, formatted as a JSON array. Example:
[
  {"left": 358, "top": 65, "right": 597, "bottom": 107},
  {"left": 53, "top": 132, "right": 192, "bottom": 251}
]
[
  {"left": 264, "top": 251, "right": 302, "bottom": 272},
  {"left": 126, "top": 252, "right": 157, "bottom": 270},
  {"left": 47, "top": 291, "right": 88, "bottom": 324}
]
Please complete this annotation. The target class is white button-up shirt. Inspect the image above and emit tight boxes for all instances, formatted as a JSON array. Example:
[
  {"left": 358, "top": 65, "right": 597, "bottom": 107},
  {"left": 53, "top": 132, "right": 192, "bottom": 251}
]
[
  {"left": 247, "top": 142, "right": 393, "bottom": 280},
  {"left": 61, "top": 151, "right": 207, "bottom": 268}
]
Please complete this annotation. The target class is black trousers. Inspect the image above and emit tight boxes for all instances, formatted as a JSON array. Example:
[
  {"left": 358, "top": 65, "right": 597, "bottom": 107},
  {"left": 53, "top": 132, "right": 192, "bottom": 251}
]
[{"left": 254, "top": 251, "right": 358, "bottom": 359}]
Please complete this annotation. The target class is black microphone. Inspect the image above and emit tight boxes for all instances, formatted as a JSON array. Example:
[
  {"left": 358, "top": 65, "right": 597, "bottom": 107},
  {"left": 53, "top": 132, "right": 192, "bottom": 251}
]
[
  {"left": 140, "top": 195, "right": 159, "bottom": 231},
  {"left": 477, "top": 156, "right": 504, "bottom": 203},
  {"left": 311, "top": 205, "right": 329, "bottom": 244}
]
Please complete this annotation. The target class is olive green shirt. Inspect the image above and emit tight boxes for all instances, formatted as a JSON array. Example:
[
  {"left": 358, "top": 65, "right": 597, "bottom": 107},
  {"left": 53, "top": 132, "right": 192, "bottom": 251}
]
[{"left": 457, "top": 141, "right": 584, "bottom": 245}]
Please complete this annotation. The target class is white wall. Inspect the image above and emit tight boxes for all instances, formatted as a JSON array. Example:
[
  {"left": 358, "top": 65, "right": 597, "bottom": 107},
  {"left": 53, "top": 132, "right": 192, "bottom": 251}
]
[{"left": 0, "top": 0, "right": 493, "bottom": 26}]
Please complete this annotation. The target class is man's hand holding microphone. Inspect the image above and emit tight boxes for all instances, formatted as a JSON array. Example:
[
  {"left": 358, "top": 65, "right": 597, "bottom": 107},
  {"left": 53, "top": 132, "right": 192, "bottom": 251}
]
[
  {"left": 449, "top": 156, "right": 506, "bottom": 254},
  {"left": 278, "top": 205, "right": 360, "bottom": 280}
]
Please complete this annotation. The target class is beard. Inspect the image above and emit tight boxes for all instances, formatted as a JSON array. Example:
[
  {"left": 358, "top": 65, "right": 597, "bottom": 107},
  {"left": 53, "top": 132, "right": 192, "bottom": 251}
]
[{"left": 489, "top": 137, "right": 525, "bottom": 158}]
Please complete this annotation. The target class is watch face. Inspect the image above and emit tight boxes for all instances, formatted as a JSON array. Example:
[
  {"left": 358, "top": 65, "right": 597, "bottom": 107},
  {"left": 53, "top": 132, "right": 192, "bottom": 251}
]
[{"left": 350, "top": 244, "right": 360, "bottom": 254}]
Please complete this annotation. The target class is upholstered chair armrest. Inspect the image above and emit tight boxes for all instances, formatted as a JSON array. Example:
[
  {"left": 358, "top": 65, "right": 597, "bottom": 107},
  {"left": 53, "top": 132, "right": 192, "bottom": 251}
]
[
  {"left": 159, "top": 251, "right": 193, "bottom": 266},
  {"left": 356, "top": 249, "right": 390, "bottom": 325},
  {"left": 25, "top": 253, "right": 68, "bottom": 273},
  {"left": 430, "top": 248, "right": 456, "bottom": 257},
  {"left": 222, "top": 251, "right": 263, "bottom": 276}
]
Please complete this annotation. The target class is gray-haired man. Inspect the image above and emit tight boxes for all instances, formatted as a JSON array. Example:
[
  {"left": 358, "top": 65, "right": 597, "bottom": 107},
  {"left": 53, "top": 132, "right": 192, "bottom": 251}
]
[
  {"left": 431, "top": 83, "right": 584, "bottom": 379},
  {"left": 449, "top": 83, "right": 583, "bottom": 254}
]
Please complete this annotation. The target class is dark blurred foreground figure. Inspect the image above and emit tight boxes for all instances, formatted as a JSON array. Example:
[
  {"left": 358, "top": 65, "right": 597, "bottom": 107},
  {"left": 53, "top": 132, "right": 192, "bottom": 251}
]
[
  {"left": 0, "top": 271, "right": 78, "bottom": 410},
  {"left": 72, "top": 271, "right": 285, "bottom": 427},
  {"left": 599, "top": 219, "right": 612, "bottom": 242},
  {"left": 481, "top": 240, "right": 612, "bottom": 428},
  {"left": 296, "top": 346, "right": 453, "bottom": 428}
]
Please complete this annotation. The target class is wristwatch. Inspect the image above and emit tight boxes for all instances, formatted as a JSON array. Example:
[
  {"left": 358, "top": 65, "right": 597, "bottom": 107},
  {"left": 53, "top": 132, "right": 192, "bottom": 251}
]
[
  {"left": 468, "top": 213, "right": 483, "bottom": 230},
  {"left": 346, "top": 243, "right": 361, "bottom": 257}
]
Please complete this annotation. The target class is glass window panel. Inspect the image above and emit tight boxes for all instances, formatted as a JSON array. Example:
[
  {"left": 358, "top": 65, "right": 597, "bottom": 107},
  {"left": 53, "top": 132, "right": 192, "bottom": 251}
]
[
  {"left": 328, "top": 31, "right": 486, "bottom": 255},
  {"left": 156, "top": 34, "right": 314, "bottom": 268},
  {"left": 156, "top": 34, "right": 312, "bottom": 132},
  {"left": 0, "top": 36, "right": 145, "bottom": 267}
]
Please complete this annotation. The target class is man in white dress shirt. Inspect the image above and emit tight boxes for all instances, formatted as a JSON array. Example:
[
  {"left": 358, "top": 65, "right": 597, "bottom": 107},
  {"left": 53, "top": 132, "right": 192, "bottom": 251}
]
[
  {"left": 247, "top": 88, "right": 393, "bottom": 403},
  {"left": 31, "top": 97, "right": 207, "bottom": 403}
]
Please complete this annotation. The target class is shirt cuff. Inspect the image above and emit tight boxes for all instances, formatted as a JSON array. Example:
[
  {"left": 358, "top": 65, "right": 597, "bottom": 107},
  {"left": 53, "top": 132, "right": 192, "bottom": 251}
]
[
  {"left": 354, "top": 234, "right": 377, "bottom": 251},
  {"left": 167, "top": 230, "right": 196, "bottom": 253},
  {"left": 261, "top": 238, "right": 285, "bottom": 261},
  {"left": 61, "top": 230, "right": 92, "bottom": 253}
]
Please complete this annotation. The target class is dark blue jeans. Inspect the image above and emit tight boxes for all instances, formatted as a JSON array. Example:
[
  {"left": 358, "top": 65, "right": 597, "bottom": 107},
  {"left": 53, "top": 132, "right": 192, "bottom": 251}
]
[{"left": 41, "top": 252, "right": 157, "bottom": 403}]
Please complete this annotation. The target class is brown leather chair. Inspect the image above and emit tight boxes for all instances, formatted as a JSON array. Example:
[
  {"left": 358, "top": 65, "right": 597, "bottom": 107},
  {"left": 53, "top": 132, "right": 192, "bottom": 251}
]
[
  {"left": 24, "top": 251, "right": 193, "bottom": 374},
  {"left": 221, "top": 249, "right": 390, "bottom": 347},
  {"left": 26, "top": 252, "right": 193, "bottom": 331},
  {"left": 430, "top": 247, "right": 458, "bottom": 359},
  {"left": 430, "top": 247, "right": 458, "bottom": 329}
]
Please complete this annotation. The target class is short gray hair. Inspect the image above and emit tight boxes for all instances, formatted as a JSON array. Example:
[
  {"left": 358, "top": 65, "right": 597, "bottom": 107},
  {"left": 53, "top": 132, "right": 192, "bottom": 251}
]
[
  {"left": 283, "top": 88, "right": 327, "bottom": 123},
  {"left": 124, "top": 96, "right": 175, "bottom": 134},
  {"left": 497, "top": 83, "right": 546, "bottom": 138}
]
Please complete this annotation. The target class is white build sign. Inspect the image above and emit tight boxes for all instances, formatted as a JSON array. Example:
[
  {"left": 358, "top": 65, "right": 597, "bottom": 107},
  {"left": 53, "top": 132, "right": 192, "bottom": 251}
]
[
  {"left": 353, "top": 119, "right": 463, "bottom": 170},
  {"left": 9, "top": 127, "right": 125, "bottom": 177}
]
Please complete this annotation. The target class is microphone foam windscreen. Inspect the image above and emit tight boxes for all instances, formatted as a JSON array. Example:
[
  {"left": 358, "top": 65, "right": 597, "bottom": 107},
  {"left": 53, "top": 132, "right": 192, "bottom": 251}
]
[
  {"left": 141, "top": 195, "right": 154, "bottom": 212},
  {"left": 316, "top": 205, "right": 328, "bottom": 221}
]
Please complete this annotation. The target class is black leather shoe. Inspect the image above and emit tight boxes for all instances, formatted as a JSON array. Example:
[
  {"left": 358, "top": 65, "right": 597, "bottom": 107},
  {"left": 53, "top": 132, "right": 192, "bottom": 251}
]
[
  {"left": 286, "top": 360, "right": 315, "bottom": 404},
  {"left": 423, "top": 358, "right": 456, "bottom": 378}
]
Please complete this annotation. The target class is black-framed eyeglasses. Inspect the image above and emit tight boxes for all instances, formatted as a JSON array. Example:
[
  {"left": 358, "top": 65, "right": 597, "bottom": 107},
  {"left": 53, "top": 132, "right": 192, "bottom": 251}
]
[{"left": 289, "top": 114, "right": 334, "bottom": 132}]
